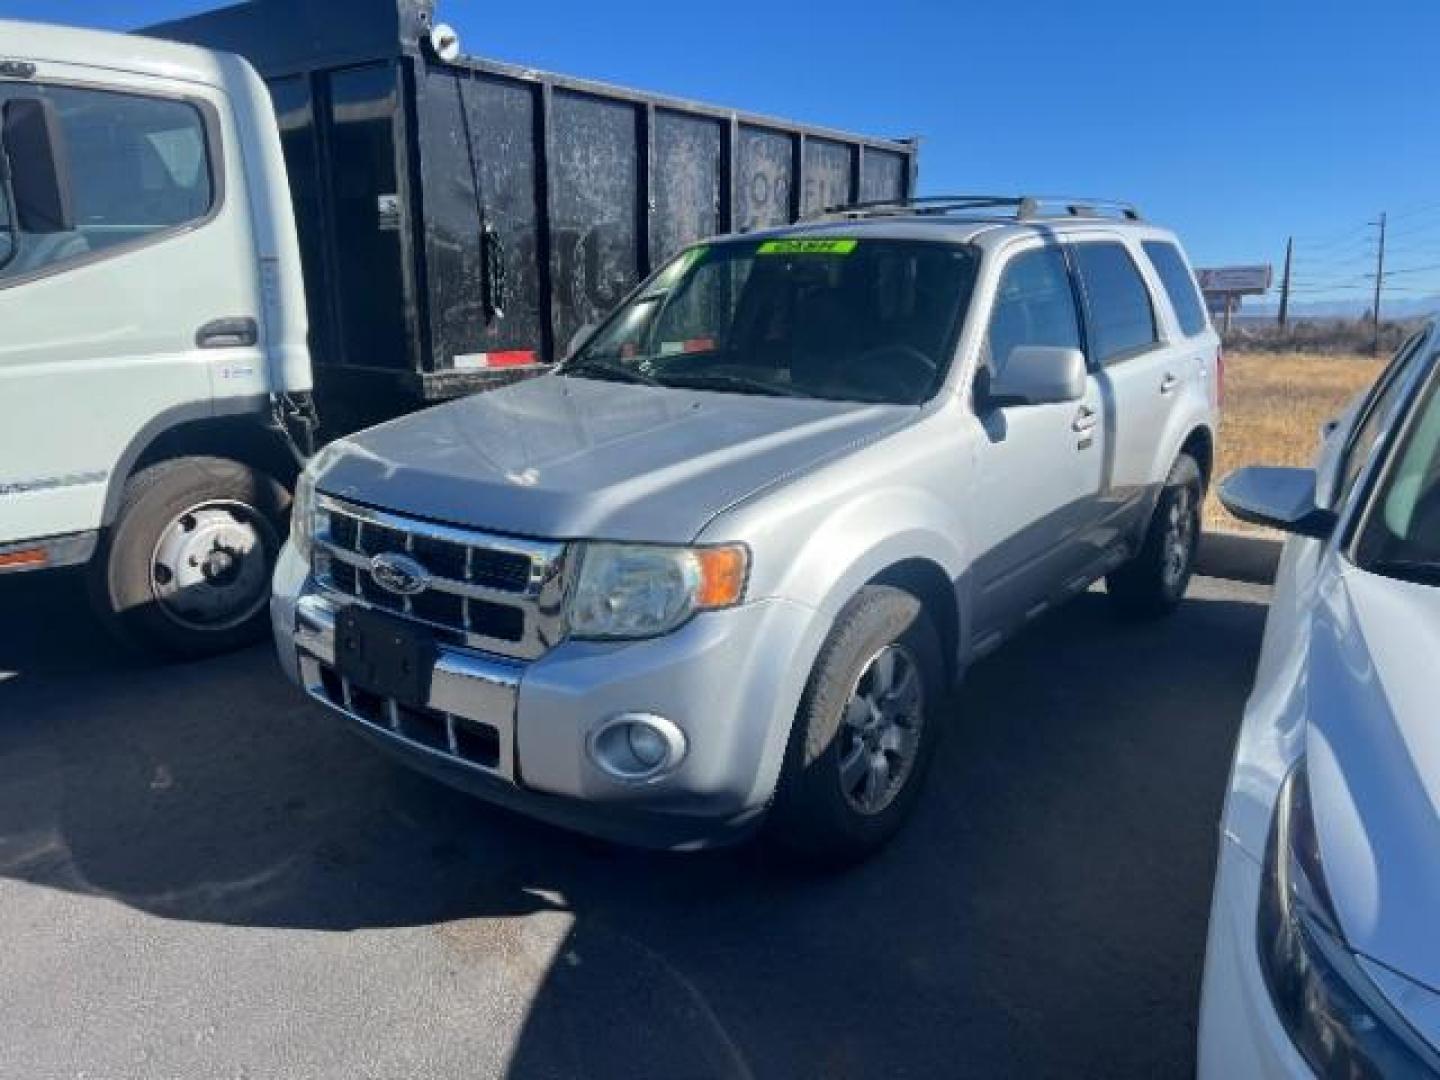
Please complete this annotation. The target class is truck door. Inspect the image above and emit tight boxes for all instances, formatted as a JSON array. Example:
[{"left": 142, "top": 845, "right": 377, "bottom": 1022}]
[
  {"left": 968, "top": 243, "right": 1108, "bottom": 646},
  {"left": 0, "top": 70, "right": 257, "bottom": 547}
]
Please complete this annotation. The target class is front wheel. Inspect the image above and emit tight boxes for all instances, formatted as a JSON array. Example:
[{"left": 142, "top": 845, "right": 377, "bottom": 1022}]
[
  {"left": 1106, "top": 452, "right": 1204, "bottom": 619},
  {"left": 90, "top": 457, "right": 288, "bottom": 660},
  {"left": 768, "top": 585, "right": 944, "bottom": 864}
]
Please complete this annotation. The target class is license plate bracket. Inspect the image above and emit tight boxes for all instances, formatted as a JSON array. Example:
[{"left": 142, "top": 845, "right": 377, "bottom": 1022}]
[{"left": 335, "top": 605, "right": 437, "bottom": 708}]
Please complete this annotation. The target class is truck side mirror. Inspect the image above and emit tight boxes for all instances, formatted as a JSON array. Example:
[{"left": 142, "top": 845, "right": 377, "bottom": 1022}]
[
  {"left": 2, "top": 98, "right": 76, "bottom": 234},
  {"left": 1218, "top": 466, "right": 1338, "bottom": 539},
  {"left": 984, "top": 346, "right": 1087, "bottom": 407}
]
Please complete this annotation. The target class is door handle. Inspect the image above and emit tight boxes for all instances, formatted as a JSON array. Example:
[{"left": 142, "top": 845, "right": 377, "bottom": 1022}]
[
  {"left": 1072, "top": 406, "right": 1098, "bottom": 434},
  {"left": 1160, "top": 373, "right": 1180, "bottom": 395},
  {"left": 196, "top": 317, "right": 258, "bottom": 349}
]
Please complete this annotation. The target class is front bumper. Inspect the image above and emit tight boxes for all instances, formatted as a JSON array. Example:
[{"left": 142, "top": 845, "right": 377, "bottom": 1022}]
[
  {"left": 1198, "top": 838, "right": 1313, "bottom": 1079},
  {"left": 271, "top": 541, "right": 823, "bottom": 849}
]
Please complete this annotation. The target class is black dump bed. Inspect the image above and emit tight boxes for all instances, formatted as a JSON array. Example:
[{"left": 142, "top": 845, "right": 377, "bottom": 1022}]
[{"left": 148, "top": 0, "right": 919, "bottom": 431}]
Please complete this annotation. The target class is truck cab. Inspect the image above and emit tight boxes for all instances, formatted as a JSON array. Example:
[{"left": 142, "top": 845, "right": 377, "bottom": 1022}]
[{"left": 0, "top": 23, "right": 313, "bottom": 656}]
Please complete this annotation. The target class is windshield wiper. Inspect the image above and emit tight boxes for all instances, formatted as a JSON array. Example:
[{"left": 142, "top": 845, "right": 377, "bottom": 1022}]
[
  {"left": 658, "top": 372, "right": 808, "bottom": 398},
  {"left": 560, "top": 357, "right": 663, "bottom": 387},
  {"left": 1365, "top": 559, "right": 1440, "bottom": 587}
]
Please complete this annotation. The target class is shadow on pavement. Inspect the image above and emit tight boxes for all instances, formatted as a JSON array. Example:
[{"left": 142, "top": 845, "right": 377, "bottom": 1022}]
[{"left": 0, "top": 570, "right": 1268, "bottom": 1078}]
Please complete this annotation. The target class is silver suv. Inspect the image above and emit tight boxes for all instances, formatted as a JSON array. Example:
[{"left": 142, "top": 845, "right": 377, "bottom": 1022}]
[{"left": 272, "top": 195, "right": 1221, "bottom": 861}]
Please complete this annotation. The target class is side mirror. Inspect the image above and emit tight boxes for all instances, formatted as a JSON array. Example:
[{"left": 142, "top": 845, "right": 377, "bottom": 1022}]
[
  {"left": 566, "top": 322, "right": 598, "bottom": 358},
  {"left": 1, "top": 98, "right": 76, "bottom": 234},
  {"left": 1218, "top": 466, "right": 1338, "bottom": 539},
  {"left": 985, "top": 346, "right": 1087, "bottom": 407}
]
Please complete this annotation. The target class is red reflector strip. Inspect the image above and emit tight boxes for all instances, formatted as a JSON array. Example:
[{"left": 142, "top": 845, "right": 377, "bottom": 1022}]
[
  {"left": 454, "top": 350, "right": 539, "bottom": 371},
  {"left": 486, "top": 350, "right": 537, "bottom": 368},
  {"left": 683, "top": 338, "right": 717, "bottom": 354},
  {"left": 0, "top": 549, "right": 47, "bottom": 570}
]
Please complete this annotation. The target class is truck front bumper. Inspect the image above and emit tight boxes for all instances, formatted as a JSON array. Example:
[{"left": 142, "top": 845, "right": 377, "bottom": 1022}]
[{"left": 271, "top": 542, "right": 823, "bottom": 849}]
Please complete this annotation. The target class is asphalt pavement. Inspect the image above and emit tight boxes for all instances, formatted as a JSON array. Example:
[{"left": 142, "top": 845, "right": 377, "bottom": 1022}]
[{"left": 0, "top": 567, "right": 1270, "bottom": 1079}]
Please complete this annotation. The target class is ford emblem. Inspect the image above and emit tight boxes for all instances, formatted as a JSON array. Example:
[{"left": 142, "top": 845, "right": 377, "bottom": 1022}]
[{"left": 369, "top": 552, "right": 431, "bottom": 597}]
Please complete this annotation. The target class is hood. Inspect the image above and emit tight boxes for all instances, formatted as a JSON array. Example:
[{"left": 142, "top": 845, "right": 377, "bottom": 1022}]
[
  {"left": 314, "top": 374, "right": 912, "bottom": 542},
  {"left": 1305, "top": 566, "right": 1440, "bottom": 995}
]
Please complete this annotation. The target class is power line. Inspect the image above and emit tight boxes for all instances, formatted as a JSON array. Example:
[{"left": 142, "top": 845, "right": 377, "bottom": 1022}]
[{"left": 1367, "top": 263, "right": 1440, "bottom": 278}]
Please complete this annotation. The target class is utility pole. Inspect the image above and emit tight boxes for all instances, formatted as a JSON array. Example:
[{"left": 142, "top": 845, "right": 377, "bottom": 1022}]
[
  {"left": 1278, "top": 236, "right": 1293, "bottom": 329},
  {"left": 1372, "top": 212, "right": 1388, "bottom": 354}
]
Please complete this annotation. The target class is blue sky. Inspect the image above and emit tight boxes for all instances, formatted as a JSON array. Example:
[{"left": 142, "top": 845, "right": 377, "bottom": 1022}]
[{"left": 6, "top": 0, "right": 1440, "bottom": 307}]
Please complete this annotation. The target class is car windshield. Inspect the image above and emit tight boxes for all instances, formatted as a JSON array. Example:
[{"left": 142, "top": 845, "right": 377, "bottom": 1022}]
[
  {"left": 564, "top": 238, "right": 980, "bottom": 405},
  {"left": 1354, "top": 359, "right": 1440, "bottom": 586}
]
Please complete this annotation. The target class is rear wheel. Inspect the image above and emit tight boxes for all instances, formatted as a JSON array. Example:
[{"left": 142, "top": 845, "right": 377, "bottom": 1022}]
[
  {"left": 90, "top": 457, "right": 288, "bottom": 660},
  {"left": 768, "top": 585, "right": 944, "bottom": 864},
  {"left": 1106, "top": 452, "right": 1203, "bottom": 619}
]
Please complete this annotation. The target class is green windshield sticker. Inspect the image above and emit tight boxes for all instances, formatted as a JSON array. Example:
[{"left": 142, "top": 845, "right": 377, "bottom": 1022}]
[{"left": 757, "top": 239, "right": 858, "bottom": 256}]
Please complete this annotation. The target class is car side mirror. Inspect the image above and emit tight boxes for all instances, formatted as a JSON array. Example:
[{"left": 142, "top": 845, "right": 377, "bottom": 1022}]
[
  {"left": 1218, "top": 466, "right": 1338, "bottom": 539},
  {"left": 1, "top": 98, "right": 76, "bottom": 234},
  {"left": 984, "top": 346, "right": 1087, "bottom": 407},
  {"left": 566, "top": 322, "right": 598, "bottom": 359}
]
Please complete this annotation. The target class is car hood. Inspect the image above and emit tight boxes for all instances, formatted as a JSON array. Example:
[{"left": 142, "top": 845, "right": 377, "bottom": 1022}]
[
  {"left": 1306, "top": 566, "right": 1440, "bottom": 995},
  {"left": 314, "top": 374, "right": 913, "bottom": 542}
]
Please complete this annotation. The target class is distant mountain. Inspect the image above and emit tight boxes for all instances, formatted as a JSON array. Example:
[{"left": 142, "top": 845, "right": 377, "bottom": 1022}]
[{"left": 1245, "top": 294, "right": 1440, "bottom": 320}]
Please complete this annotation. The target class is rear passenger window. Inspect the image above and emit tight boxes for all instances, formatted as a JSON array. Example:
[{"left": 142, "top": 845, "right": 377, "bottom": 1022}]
[
  {"left": 0, "top": 85, "right": 214, "bottom": 283},
  {"left": 1143, "top": 241, "right": 1208, "bottom": 337},
  {"left": 984, "top": 246, "right": 1081, "bottom": 376},
  {"left": 1071, "top": 242, "right": 1158, "bottom": 366}
]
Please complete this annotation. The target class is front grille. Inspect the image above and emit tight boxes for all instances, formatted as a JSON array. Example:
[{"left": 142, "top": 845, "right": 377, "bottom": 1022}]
[
  {"left": 316, "top": 663, "right": 500, "bottom": 770},
  {"left": 313, "top": 495, "right": 568, "bottom": 660}
]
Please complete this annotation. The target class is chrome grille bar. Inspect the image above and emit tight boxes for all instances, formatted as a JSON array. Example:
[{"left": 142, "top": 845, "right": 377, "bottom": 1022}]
[{"left": 312, "top": 494, "right": 570, "bottom": 662}]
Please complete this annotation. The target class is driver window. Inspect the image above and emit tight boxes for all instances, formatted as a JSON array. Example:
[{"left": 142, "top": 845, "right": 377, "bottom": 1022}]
[
  {"left": 0, "top": 83, "right": 213, "bottom": 284},
  {"left": 984, "top": 247, "right": 1081, "bottom": 380}
]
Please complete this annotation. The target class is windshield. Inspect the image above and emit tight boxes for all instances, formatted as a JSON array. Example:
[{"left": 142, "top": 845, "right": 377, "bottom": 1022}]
[
  {"left": 566, "top": 238, "right": 980, "bottom": 405},
  {"left": 1354, "top": 359, "right": 1440, "bottom": 586}
]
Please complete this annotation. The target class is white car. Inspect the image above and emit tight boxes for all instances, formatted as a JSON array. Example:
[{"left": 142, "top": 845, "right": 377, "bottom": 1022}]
[{"left": 1199, "top": 322, "right": 1440, "bottom": 1077}]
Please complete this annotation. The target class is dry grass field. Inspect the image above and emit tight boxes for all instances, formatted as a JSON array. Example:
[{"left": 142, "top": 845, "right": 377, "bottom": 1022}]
[{"left": 1207, "top": 351, "right": 1383, "bottom": 531}]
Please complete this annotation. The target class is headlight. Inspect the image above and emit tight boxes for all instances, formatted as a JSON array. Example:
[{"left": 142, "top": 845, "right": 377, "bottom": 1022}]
[
  {"left": 568, "top": 542, "right": 748, "bottom": 640},
  {"left": 1259, "top": 760, "right": 1440, "bottom": 1077},
  {"left": 290, "top": 465, "right": 319, "bottom": 562}
]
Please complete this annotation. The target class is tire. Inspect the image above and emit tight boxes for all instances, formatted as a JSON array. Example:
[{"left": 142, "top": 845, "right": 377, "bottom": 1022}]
[
  {"left": 1106, "top": 452, "right": 1204, "bottom": 619},
  {"left": 89, "top": 457, "right": 289, "bottom": 660},
  {"left": 767, "top": 585, "right": 945, "bottom": 864}
]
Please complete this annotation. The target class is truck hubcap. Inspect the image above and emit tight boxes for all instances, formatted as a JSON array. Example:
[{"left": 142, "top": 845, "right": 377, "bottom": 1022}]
[
  {"left": 838, "top": 644, "right": 925, "bottom": 816},
  {"left": 150, "top": 501, "right": 277, "bottom": 632}
]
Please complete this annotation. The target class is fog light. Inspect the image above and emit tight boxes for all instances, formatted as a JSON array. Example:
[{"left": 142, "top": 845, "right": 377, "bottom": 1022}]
[
  {"left": 588, "top": 713, "right": 687, "bottom": 783},
  {"left": 627, "top": 724, "right": 668, "bottom": 768}
]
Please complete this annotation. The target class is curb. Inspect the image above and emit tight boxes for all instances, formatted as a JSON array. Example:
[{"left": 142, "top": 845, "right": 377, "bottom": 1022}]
[{"left": 1197, "top": 529, "right": 1282, "bottom": 586}]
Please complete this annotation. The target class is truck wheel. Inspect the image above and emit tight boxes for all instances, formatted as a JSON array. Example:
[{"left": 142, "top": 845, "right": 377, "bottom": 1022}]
[
  {"left": 768, "top": 585, "right": 944, "bottom": 864},
  {"left": 1106, "top": 452, "right": 1204, "bottom": 619},
  {"left": 90, "top": 457, "right": 288, "bottom": 660}
]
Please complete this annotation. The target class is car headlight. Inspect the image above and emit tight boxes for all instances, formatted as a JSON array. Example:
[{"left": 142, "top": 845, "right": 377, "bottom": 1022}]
[
  {"left": 290, "top": 465, "right": 319, "bottom": 562},
  {"left": 568, "top": 542, "right": 748, "bottom": 640},
  {"left": 1259, "top": 760, "right": 1440, "bottom": 1077}
]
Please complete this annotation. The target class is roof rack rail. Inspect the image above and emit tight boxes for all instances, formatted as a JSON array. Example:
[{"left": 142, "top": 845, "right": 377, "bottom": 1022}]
[{"left": 808, "top": 194, "right": 1143, "bottom": 223}]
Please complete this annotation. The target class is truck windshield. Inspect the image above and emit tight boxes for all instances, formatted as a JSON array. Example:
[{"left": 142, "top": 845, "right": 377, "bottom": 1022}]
[
  {"left": 1354, "top": 362, "right": 1440, "bottom": 587},
  {"left": 566, "top": 238, "right": 980, "bottom": 405}
]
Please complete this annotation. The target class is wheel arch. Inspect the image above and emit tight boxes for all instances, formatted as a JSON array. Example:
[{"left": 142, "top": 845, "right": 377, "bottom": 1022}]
[
  {"left": 1179, "top": 424, "right": 1215, "bottom": 492},
  {"left": 868, "top": 558, "right": 963, "bottom": 688},
  {"left": 102, "top": 399, "right": 298, "bottom": 528}
]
